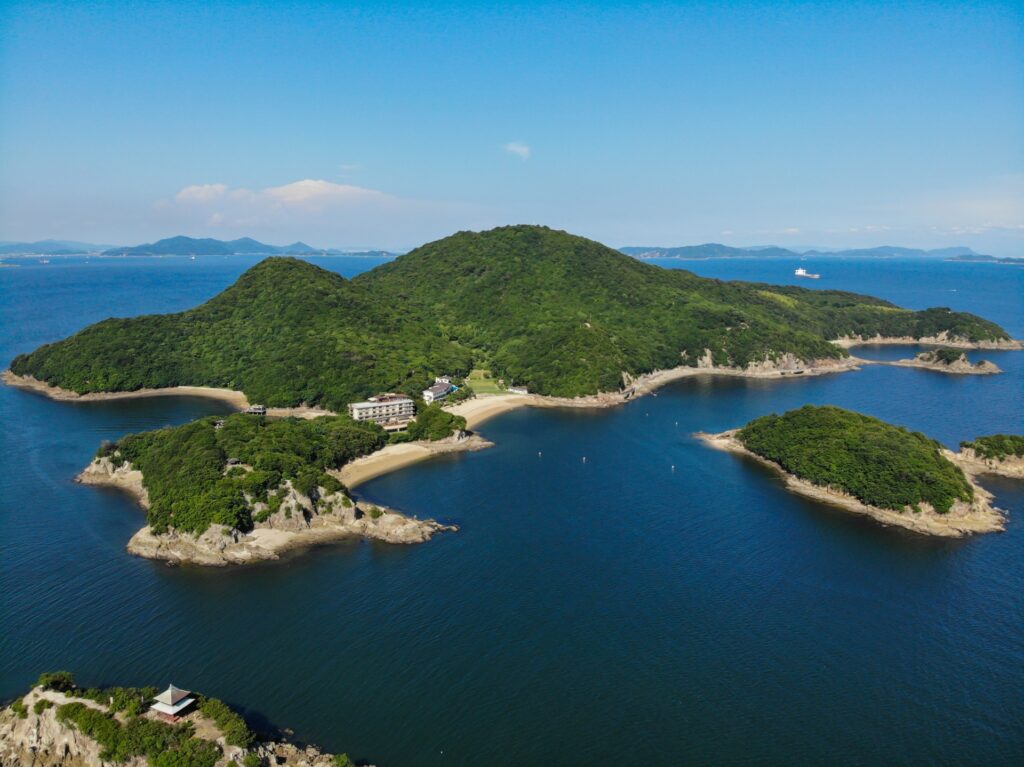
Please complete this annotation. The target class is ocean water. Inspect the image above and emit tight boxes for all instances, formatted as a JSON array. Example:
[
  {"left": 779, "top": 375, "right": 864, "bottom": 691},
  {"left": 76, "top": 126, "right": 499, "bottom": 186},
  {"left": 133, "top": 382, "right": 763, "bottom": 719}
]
[{"left": 1, "top": 255, "right": 1022, "bottom": 766}]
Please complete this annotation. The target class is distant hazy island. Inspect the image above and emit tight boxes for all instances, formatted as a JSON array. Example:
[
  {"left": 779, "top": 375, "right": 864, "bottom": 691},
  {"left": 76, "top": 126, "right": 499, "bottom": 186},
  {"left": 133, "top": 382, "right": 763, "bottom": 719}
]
[
  {"left": 0, "top": 672, "right": 363, "bottom": 767},
  {"left": 945, "top": 253, "right": 1024, "bottom": 265},
  {"left": 8, "top": 226, "right": 1019, "bottom": 412},
  {"left": 699, "top": 405, "right": 1006, "bottom": 537},
  {"left": 0, "top": 235, "right": 397, "bottom": 258},
  {"left": 620, "top": 243, "right": 1003, "bottom": 260}
]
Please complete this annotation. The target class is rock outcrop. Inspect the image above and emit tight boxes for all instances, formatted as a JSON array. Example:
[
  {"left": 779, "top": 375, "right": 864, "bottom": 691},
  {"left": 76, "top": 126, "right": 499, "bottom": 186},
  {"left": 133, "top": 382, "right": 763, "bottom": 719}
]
[
  {"left": 832, "top": 332, "right": 1022, "bottom": 350},
  {"left": 952, "top": 448, "right": 1024, "bottom": 479},
  {"left": 78, "top": 459, "right": 455, "bottom": 567},
  {"left": 893, "top": 350, "right": 1001, "bottom": 375}
]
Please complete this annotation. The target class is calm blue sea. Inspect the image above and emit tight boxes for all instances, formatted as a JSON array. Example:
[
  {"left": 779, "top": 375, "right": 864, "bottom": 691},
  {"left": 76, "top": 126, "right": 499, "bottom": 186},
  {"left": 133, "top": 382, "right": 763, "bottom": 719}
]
[{"left": 1, "top": 255, "right": 1022, "bottom": 766}]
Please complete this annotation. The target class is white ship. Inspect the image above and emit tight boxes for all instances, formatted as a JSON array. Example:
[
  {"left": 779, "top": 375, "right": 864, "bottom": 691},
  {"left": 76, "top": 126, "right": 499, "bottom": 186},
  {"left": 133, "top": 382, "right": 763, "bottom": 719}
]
[{"left": 794, "top": 267, "right": 820, "bottom": 279}]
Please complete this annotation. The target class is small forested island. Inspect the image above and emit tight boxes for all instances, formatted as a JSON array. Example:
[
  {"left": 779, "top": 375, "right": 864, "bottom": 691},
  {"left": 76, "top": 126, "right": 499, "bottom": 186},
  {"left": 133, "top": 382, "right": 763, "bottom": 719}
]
[
  {"left": 956, "top": 435, "right": 1024, "bottom": 479},
  {"left": 891, "top": 347, "right": 1001, "bottom": 375},
  {"left": 0, "top": 671, "right": 363, "bottom": 767},
  {"left": 80, "top": 408, "right": 471, "bottom": 566},
  {"left": 8, "top": 226, "right": 1018, "bottom": 409},
  {"left": 699, "top": 405, "right": 1006, "bottom": 537}
]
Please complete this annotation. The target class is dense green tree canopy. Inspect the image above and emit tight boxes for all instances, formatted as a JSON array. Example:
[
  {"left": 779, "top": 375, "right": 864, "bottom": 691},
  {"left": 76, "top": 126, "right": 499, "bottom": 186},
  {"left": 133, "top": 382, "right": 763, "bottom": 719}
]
[
  {"left": 11, "top": 226, "right": 1011, "bottom": 403},
  {"left": 102, "top": 413, "right": 388, "bottom": 535},
  {"left": 737, "top": 405, "right": 974, "bottom": 514}
]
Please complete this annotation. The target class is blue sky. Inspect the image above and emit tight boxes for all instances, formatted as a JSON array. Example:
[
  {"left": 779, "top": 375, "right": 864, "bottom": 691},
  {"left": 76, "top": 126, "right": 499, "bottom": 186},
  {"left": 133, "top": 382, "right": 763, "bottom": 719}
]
[{"left": 1, "top": 0, "right": 1022, "bottom": 253}]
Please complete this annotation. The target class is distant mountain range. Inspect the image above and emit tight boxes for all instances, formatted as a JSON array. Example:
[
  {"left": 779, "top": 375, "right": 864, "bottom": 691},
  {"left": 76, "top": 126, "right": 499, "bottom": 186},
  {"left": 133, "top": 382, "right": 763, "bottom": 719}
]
[
  {"left": 0, "top": 236, "right": 397, "bottom": 258},
  {"left": 620, "top": 244, "right": 989, "bottom": 260},
  {"left": 0, "top": 239, "right": 117, "bottom": 255},
  {"left": 101, "top": 236, "right": 395, "bottom": 257}
]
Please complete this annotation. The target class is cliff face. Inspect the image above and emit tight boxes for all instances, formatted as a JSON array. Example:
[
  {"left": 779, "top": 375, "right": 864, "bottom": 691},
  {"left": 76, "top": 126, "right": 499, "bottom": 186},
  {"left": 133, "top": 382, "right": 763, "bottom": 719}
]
[
  {"left": 954, "top": 448, "right": 1024, "bottom": 479},
  {"left": 0, "top": 690, "right": 139, "bottom": 767},
  {"left": 75, "top": 458, "right": 454, "bottom": 566}
]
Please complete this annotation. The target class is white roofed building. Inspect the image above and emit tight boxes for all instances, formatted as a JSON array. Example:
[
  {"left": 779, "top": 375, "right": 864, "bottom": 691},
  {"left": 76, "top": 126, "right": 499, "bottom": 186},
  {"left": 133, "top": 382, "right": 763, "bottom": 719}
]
[{"left": 151, "top": 684, "right": 195, "bottom": 719}]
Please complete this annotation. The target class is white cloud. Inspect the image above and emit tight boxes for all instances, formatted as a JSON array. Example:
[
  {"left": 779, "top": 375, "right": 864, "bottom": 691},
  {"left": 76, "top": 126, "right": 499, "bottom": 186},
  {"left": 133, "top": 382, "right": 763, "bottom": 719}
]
[
  {"left": 504, "top": 141, "right": 531, "bottom": 160},
  {"left": 175, "top": 183, "right": 228, "bottom": 203},
  {"left": 262, "top": 179, "right": 389, "bottom": 208}
]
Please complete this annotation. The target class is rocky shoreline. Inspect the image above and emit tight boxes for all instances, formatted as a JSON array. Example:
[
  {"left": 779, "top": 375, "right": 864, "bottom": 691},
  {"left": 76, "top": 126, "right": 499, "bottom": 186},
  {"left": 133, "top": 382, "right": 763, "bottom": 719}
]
[
  {"left": 888, "top": 350, "right": 1001, "bottom": 375},
  {"left": 79, "top": 456, "right": 455, "bottom": 567},
  {"left": 697, "top": 430, "right": 1006, "bottom": 537},
  {"left": 0, "top": 684, "right": 366, "bottom": 767},
  {"left": 951, "top": 447, "right": 1024, "bottom": 480},
  {"left": 832, "top": 333, "right": 1023, "bottom": 350}
]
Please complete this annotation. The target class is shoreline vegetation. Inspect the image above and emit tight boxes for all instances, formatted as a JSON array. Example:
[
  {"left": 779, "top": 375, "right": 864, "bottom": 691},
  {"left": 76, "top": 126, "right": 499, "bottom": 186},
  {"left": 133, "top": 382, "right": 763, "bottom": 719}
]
[
  {"left": 3, "top": 327, "right": 1019, "bottom": 561},
  {"left": 5, "top": 226, "right": 1021, "bottom": 562},
  {"left": 9, "top": 226, "right": 1016, "bottom": 410},
  {"left": 0, "top": 672, "right": 364, "bottom": 767},
  {"left": 698, "top": 406, "right": 1007, "bottom": 538}
]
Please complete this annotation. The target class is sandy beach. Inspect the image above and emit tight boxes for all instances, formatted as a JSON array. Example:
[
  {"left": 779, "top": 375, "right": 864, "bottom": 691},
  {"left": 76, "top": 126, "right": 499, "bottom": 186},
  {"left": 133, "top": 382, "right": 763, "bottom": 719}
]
[
  {"left": 2, "top": 371, "right": 339, "bottom": 417},
  {"left": 338, "top": 433, "right": 495, "bottom": 488},
  {"left": 3, "top": 370, "right": 251, "bottom": 408}
]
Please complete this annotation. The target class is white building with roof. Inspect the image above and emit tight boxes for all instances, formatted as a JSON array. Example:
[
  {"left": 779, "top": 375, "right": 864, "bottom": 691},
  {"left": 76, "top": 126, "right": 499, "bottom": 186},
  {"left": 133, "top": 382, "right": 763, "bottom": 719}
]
[
  {"left": 422, "top": 380, "right": 454, "bottom": 404},
  {"left": 151, "top": 684, "right": 195, "bottom": 719},
  {"left": 348, "top": 393, "right": 415, "bottom": 424}
]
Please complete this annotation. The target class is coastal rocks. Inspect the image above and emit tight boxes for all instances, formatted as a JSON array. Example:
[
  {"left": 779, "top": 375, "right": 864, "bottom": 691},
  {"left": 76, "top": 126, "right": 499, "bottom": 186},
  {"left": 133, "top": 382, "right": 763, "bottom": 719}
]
[
  {"left": 76, "top": 457, "right": 149, "bottom": 507},
  {"left": 0, "top": 689, "right": 136, "bottom": 767},
  {"left": 951, "top": 448, "right": 1024, "bottom": 479},
  {"left": 832, "top": 332, "right": 1023, "bottom": 350},
  {"left": 893, "top": 350, "right": 1001, "bottom": 375},
  {"left": 124, "top": 490, "right": 453, "bottom": 566},
  {"left": 698, "top": 430, "right": 1006, "bottom": 537},
  {"left": 76, "top": 455, "right": 456, "bottom": 566}
]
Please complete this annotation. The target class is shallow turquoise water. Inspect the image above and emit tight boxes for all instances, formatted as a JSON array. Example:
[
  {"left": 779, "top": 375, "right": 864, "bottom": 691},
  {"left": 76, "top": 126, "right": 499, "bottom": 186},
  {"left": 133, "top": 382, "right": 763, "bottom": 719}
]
[{"left": 1, "top": 255, "right": 1022, "bottom": 765}]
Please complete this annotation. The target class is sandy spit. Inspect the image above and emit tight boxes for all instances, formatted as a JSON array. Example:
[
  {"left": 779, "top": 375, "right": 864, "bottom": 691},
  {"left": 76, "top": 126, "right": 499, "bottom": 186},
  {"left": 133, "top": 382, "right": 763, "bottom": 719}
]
[
  {"left": 697, "top": 430, "right": 1006, "bottom": 537},
  {"left": 338, "top": 433, "right": 495, "bottom": 489}
]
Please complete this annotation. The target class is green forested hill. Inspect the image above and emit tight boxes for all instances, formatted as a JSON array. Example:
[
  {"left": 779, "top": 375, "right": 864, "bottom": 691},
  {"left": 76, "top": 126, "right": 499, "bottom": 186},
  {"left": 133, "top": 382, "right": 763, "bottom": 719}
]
[
  {"left": 737, "top": 405, "right": 974, "bottom": 514},
  {"left": 10, "top": 226, "right": 1012, "bottom": 405}
]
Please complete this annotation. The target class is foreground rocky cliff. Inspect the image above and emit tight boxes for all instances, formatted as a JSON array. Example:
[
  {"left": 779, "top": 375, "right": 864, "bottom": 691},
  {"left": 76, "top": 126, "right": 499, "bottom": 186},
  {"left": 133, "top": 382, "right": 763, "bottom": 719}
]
[
  {"left": 79, "top": 456, "right": 454, "bottom": 566},
  {"left": 0, "top": 681, "right": 366, "bottom": 767}
]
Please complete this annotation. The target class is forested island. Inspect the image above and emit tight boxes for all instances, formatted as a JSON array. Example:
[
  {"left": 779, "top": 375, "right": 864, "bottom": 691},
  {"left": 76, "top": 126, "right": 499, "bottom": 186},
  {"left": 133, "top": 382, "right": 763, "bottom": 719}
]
[
  {"left": 0, "top": 672, "right": 362, "bottom": 767},
  {"left": 80, "top": 409, "right": 468, "bottom": 566},
  {"left": 699, "top": 405, "right": 1006, "bottom": 536},
  {"left": 8, "top": 226, "right": 1017, "bottom": 409}
]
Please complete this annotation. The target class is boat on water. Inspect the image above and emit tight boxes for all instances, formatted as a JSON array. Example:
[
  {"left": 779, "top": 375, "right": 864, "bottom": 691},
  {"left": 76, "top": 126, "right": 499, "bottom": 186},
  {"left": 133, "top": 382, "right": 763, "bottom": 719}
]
[{"left": 794, "top": 267, "right": 820, "bottom": 279}]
